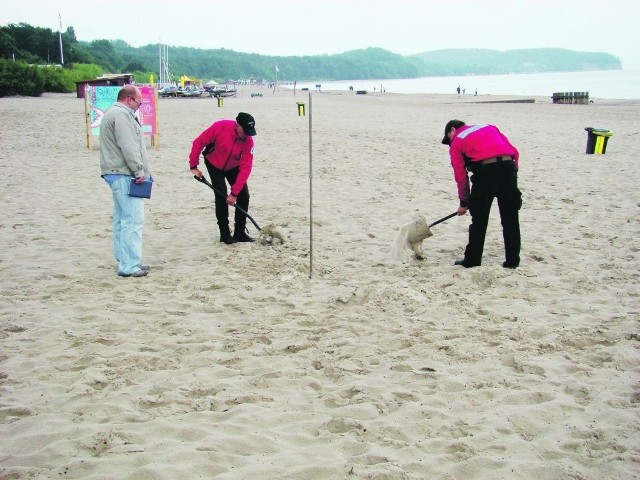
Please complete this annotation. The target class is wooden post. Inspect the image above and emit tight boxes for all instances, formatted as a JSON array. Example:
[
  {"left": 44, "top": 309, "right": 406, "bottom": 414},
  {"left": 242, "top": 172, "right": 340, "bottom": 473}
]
[
  {"left": 152, "top": 86, "right": 160, "bottom": 150},
  {"left": 84, "top": 87, "right": 92, "bottom": 150}
]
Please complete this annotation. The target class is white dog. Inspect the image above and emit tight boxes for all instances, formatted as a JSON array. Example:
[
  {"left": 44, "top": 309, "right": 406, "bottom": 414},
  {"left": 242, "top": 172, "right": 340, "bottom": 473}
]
[{"left": 392, "top": 215, "right": 432, "bottom": 260}]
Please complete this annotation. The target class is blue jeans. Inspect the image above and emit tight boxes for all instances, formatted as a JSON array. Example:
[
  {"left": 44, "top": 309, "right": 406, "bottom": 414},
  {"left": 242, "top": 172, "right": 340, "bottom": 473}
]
[{"left": 108, "top": 175, "right": 145, "bottom": 275}]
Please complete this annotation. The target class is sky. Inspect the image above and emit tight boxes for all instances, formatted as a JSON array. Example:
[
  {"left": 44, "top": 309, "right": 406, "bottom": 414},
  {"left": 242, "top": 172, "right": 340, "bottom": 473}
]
[{"left": 2, "top": 0, "right": 639, "bottom": 70}]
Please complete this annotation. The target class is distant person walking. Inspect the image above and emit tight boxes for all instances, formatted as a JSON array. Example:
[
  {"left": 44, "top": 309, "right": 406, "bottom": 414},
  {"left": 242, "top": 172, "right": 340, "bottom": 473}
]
[
  {"left": 441, "top": 120, "right": 522, "bottom": 269},
  {"left": 99, "top": 85, "right": 151, "bottom": 277},
  {"left": 189, "top": 113, "right": 257, "bottom": 244}
]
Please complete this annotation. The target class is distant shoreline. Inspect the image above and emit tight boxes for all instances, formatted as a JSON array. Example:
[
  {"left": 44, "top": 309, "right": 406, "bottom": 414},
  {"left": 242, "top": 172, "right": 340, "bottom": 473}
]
[{"left": 284, "top": 70, "right": 640, "bottom": 100}]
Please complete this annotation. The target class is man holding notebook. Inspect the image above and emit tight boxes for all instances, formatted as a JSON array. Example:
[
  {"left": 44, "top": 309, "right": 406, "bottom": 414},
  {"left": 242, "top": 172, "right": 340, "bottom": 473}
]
[{"left": 99, "top": 85, "right": 151, "bottom": 278}]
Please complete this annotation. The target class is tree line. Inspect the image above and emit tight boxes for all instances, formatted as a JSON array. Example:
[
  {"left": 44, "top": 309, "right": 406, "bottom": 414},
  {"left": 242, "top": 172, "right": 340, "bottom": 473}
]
[{"left": 0, "top": 22, "right": 622, "bottom": 97}]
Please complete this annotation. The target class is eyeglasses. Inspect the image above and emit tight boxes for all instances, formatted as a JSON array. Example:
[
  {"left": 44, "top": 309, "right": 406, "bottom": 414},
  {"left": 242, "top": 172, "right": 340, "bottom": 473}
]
[{"left": 128, "top": 96, "right": 143, "bottom": 106}]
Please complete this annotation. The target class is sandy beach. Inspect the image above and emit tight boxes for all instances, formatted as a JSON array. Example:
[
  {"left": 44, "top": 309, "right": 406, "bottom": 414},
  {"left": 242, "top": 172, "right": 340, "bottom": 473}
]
[{"left": 1, "top": 87, "right": 639, "bottom": 479}]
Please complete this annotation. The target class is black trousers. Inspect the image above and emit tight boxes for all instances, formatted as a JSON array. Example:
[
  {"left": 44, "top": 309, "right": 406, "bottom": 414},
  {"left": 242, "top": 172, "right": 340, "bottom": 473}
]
[
  {"left": 204, "top": 162, "right": 250, "bottom": 235},
  {"left": 465, "top": 161, "right": 521, "bottom": 267}
]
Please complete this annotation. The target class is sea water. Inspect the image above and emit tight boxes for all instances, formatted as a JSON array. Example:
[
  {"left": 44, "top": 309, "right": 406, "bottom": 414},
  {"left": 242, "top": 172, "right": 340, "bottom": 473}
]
[{"left": 291, "top": 70, "right": 640, "bottom": 100}]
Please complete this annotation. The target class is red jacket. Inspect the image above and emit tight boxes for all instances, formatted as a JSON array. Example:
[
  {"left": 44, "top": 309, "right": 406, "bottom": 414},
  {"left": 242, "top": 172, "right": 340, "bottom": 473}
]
[
  {"left": 189, "top": 119, "right": 254, "bottom": 196},
  {"left": 449, "top": 124, "right": 519, "bottom": 205}
]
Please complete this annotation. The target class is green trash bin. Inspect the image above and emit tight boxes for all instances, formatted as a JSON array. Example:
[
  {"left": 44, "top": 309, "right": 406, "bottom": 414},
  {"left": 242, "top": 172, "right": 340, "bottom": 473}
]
[{"left": 585, "top": 127, "right": 613, "bottom": 154}]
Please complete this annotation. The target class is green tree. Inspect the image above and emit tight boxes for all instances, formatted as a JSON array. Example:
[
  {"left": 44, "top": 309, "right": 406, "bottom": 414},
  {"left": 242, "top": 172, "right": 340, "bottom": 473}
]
[
  {"left": 0, "top": 29, "right": 18, "bottom": 59},
  {"left": 124, "top": 61, "right": 145, "bottom": 72},
  {"left": 6, "top": 23, "right": 58, "bottom": 63},
  {"left": 86, "top": 39, "right": 120, "bottom": 72},
  {"left": 0, "top": 58, "right": 45, "bottom": 96}
]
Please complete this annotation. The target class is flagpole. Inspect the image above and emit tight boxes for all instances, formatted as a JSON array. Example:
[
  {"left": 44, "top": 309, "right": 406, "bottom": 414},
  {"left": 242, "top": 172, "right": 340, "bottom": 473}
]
[{"left": 58, "top": 11, "right": 64, "bottom": 65}]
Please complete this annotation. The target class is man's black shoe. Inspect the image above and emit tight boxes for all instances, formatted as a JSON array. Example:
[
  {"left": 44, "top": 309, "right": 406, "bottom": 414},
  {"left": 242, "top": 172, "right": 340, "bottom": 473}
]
[
  {"left": 233, "top": 232, "right": 255, "bottom": 243},
  {"left": 454, "top": 259, "right": 479, "bottom": 268},
  {"left": 502, "top": 261, "right": 519, "bottom": 269},
  {"left": 220, "top": 235, "right": 237, "bottom": 244}
]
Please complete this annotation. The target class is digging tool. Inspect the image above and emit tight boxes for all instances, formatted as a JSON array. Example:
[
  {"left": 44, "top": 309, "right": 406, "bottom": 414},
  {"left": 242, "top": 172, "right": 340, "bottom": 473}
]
[
  {"left": 425, "top": 212, "right": 458, "bottom": 237},
  {"left": 193, "top": 175, "right": 261, "bottom": 231},
  {"left": 429, "top": 212, "right": 457, "bottom": 228}
]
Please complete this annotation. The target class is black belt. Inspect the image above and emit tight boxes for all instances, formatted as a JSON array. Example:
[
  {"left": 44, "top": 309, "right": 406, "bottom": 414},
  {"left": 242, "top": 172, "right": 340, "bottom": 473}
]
[{"left": 480, "top": 155, "right": 513, "bottom": 165}]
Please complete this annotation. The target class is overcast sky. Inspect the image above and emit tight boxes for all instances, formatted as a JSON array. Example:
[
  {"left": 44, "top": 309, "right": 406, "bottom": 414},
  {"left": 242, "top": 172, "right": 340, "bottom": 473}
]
[{"left": 2, "top": 0, "right": 639, "bottom": 70}]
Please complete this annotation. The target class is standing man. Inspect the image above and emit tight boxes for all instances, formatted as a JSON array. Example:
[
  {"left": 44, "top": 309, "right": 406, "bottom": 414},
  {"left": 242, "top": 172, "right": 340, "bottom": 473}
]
[
  {"left": 189, "top": 112, "right": 256, "bottom": 244},
  {"left": 441, "top": 120, "right": 522, "bottom": 269},
  {"left": 100, "top": 85, "right": 151, "bottom": 277}
]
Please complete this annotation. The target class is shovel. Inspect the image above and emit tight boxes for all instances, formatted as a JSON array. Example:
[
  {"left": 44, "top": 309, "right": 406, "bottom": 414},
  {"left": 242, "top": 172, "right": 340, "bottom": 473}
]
[
  {"left": 193, "top": 175, "right": 261, "bottom": 231},
  {"left": 420, "top": 212, "right": 458, "bottom": 240},
  {"left": 427, "top": 212, "right": 457, "bottom": 234}
]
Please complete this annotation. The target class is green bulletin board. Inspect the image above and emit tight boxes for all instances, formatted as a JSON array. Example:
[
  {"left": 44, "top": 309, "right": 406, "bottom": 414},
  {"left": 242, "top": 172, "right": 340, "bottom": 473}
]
[{"left": 85, "top": 86, "right": 158, "bottom": 149}]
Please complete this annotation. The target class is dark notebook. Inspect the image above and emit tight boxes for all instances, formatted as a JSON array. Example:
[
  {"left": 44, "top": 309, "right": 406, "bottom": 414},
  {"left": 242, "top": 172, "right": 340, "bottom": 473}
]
[{"left": 128, "top": 177, "right": 153, "bottom": 198}]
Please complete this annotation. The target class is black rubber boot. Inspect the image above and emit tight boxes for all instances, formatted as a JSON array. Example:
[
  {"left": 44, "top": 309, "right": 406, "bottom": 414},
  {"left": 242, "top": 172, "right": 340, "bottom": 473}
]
[
  {"left": 233, "top": 231, "right": 255, "bottom": 243},
  {"left": 219, "top": 227, "right": 236, "bottom": 244}
]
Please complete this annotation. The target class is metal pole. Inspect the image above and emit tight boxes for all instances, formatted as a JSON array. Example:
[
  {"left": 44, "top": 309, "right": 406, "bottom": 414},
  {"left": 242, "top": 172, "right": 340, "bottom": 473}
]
[
  {"left": 308, "top": 91, "right": 313, "bottom": 279},
  {"left": 58, "top": 32, "right": 64, "bottom": 65},
  {"left": 58, "top": 12, "right": 64, "bottom": 65}
]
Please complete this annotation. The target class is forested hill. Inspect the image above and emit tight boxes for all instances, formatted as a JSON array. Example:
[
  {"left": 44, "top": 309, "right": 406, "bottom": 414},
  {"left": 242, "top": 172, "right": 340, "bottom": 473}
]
[
  {"left": 408, "top": 48, "right": 622, "bottom": 76},
  {"left": 0, "top": 22, "right": 622, "bottom": 82},
  {"left": 105, "top": 43, "right": 623, "bottom": 82}
]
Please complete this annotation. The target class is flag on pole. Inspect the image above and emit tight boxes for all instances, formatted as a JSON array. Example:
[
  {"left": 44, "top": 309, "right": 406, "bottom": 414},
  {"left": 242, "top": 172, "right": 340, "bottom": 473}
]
[
  {"left": 58, "top": 11, "right": 62, "bottom": 31},
  {"left": 275, "top": 66, "right": 279, "bottom": 73}
]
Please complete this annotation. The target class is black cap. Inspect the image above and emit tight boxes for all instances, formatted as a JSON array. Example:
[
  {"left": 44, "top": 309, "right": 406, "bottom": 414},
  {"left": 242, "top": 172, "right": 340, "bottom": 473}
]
[
  {"left": 236, "top": 112, "right": 256, "bottom": 136},
  {"left": 442, "top": 119, "right": 465, "bottom": 145}
]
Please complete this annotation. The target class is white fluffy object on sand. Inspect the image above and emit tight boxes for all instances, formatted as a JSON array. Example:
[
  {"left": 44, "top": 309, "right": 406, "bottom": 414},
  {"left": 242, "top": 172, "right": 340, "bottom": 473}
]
[
  {"left": 391, "top": 215, "right": 432, "bottom": 260},
  {"left": 258, "top": 224, "right": 287, "bottom": 245}
]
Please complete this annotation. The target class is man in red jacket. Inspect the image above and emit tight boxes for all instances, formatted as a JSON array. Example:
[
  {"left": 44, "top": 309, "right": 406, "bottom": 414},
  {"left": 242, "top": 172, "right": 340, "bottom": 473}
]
[
  {"left": 442, "top": 120, "right": 522, "bottom": 268},
  {"left": 189, "top": 112, "right": 256, "bottom": 244}
]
